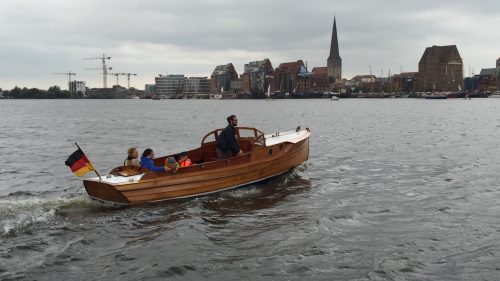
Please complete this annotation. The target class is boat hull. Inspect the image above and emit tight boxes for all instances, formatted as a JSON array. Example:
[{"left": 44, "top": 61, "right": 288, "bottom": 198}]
[
  {"left": 84, "top": 131, "right": 310, "bottom": 205},
  {"left": 425, "top": 95, "right": 447, "bottom": 99}
]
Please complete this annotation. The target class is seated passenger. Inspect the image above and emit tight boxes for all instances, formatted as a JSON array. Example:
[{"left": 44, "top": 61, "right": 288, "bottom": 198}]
[
  {"left": 140, "top": 148, "right": 165, "bottom": 172},
  {"left": 124, "top": 147, "right": 140, "bottom": 167},
  {"left": 178, "top": 151, "right": 192, "bottom": 168},
  {"left": 165, "top": 156, "right": 179, "bottom": 171}
]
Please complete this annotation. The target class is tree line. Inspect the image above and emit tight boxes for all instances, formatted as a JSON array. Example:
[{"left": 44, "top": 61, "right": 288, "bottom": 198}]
[{"left": 2, "top": 86, "right": 84, "bottom": 99}]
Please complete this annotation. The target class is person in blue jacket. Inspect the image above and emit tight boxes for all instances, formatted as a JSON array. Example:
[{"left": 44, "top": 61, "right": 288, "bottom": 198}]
[{"left": 140, "top": 148, "right": 165, "bottom": 172}]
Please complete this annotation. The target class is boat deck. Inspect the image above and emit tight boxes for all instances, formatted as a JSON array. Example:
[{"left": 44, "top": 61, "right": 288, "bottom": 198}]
[{"left": 265, "top": 130, "right": 309, "bottom": 146}]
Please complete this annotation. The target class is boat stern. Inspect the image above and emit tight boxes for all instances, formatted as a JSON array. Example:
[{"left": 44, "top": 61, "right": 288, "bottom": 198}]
[{"left": 83, "top": 179, "right": 130, "bottom": 205}]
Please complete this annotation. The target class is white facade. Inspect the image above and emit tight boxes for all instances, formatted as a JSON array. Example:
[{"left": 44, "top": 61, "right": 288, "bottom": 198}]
[
  {"left": 155, "top": 75, "right": 187, "bottom": 98},
  {"left": 155, "top": 75, "right": 210, "bottom": 98},
  {"left": 183, "top": 77, "right": 211, "bottom": 98},
  {"left": 69, "top": 81, "right": 86, "bottom": 95}
]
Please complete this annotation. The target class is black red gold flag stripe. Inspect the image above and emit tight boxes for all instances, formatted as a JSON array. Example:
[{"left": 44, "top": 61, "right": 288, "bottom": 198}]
[{"left": 65, "top": 148, "right": 95, "bottom": 177}]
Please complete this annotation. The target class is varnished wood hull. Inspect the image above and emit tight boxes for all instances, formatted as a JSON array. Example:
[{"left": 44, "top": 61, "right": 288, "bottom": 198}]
[{"left": 84, "top": 132, "right": 310, "bottom": 205}]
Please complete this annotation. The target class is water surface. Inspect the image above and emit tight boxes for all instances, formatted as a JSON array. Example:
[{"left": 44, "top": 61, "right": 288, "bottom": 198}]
[{"left": 1, "top": 99, "right": 499, "bottom": 280}]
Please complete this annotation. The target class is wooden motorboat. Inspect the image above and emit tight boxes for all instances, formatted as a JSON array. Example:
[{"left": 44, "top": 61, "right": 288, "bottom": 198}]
[{"left": 83, "top": 127, "right": 310, "bottom": 205}]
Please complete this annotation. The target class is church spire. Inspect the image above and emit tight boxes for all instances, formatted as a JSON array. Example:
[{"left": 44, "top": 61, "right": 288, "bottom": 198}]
[
  {"left": 327, "top": 15, "right": 342, "bottom": 83},
  {"left": 329, "top": 16, "right": 340, "bottom": 60}
]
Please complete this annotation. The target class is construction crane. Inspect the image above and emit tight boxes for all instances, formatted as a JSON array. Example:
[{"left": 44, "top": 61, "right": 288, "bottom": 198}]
[
  {"left": 108, "top": 73, "right": 126, "bottom": 86},
  {"left": 84, "top": 54, "right": 111, "bottom": 88},
  {"left": 124, "top": 73, "right": 137, "bottom": 89},
  {"left": 52, "top": 71, "right": 76, "bottom": 91}
]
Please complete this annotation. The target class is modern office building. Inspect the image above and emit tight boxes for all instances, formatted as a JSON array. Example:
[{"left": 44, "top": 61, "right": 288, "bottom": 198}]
[
  {"left": 183, "top": 77, "right": 211, "bottom": 98},
  {"left": 69, "top": 81, "right": 86, "bottom": 95},
  {"left": 155, "top": 74, "right": 187, "bottom": 98},
  {"left": 144, "top": 84, "right": 156, "bottom": 97}
]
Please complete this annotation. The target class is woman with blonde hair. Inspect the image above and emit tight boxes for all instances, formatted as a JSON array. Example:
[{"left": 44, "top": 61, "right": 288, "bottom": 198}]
[{"left": 124, "top": 147, "right": 141, "bottom": 167}]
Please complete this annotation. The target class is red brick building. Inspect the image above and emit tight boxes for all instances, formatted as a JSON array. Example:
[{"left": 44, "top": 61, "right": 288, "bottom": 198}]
[
  {"left": 392, "top": 72, "right": 418, "bottom": 92},
  {"left": 273, "top": 60, "right": 310, "bottom": 93},
  {"left": 476, "top": 68, "right": 496, "bottom": 92},
  {"left": 310, "top": 67, "right": 329, "bottom": 92},
  {"left": 416, "top": 45, "right": 463, "bottom": 91}
]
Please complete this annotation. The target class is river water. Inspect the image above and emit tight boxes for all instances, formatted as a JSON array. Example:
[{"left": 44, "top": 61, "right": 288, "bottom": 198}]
[{"left": 0, "top": 99, "right": 499, "bottom": 280}]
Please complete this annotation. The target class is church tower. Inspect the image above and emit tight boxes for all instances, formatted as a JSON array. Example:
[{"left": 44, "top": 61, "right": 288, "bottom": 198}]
[{"left": 327, "top": 16, "right": 342, "bottom": 83}]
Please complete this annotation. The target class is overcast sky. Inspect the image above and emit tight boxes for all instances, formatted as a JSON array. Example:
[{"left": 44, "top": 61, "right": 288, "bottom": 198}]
[{"left": 1, "top": 0, "right": 499, "bottom": 90}]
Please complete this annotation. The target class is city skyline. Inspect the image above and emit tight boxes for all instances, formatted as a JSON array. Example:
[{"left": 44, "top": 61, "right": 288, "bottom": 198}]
[{"left": 1, "top": 0, "right": 499, "bottom": 90}]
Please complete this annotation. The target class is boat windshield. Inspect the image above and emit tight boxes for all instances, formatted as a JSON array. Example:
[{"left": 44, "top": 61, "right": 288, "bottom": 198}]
[{"left": 201, "top": 127, "right": 265, "bottom": 146}]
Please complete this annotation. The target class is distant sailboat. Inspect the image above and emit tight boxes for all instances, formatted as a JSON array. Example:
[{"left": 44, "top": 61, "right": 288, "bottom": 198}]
[
  {"left": 266, "top": 85, "right": 271, "bottom": 100},
  {"left": 212, "top": 86, "right": 223, "bottom": 99}
]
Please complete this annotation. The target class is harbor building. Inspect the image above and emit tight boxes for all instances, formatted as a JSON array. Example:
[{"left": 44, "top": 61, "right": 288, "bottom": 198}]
[
  {"left": 144, "top": 84, "right": 156, "bottom": 97},
  {"left": 351, "top": 75, "right": 377, "bottom": 92},
  {"left": 210, "top": 63, "right": 239, "bottom": 97},
  {"left": 230, "top": 78, "right": 244, "bottom": 98},
  {"left": 183, "top": 77, "right": 211, "bottom": 99},
  {"left": 473, "top": 68, "right": 496, "bottom": 92},
  {"left": 392, "top": 72, "right": 418, "bottom": 93},
  {"left": 242, "top": 59, "right": 274, "bottom": 98},
  {"left": 416, "top": 45, "right": 463, "bottom": 92},
  {"left": 327, "top": 16, "right": 342, "bottom": 84},
  {"left": 69, "top": 81, "right": 86, "bottom": 95},
  {"left": 497, "top": 57, "right": 500, "bottom": 90},
  {"left": 310, "top": 67, "right": 329, "bottom": 92},
  {"left": 155, "top": 74, "right": 187, "bottom": 98},
  {"left": 273, "top": 60, "right": 311, "bottom": 94}
]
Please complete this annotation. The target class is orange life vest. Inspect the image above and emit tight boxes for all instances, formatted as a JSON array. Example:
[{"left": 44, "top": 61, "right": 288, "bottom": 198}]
[{"left": 179, "top": 158, "right": 192, "bottom": 167}]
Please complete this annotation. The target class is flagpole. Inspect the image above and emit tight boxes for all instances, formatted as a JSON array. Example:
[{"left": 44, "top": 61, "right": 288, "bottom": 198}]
[{"left": 75, "top": 142, "right": 101, "bottom": 181}]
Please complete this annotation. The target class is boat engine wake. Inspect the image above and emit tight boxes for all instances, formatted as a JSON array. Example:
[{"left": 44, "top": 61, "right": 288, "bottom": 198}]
[{"left": 0, "top": 192, "right": 94, "bottom": 237}]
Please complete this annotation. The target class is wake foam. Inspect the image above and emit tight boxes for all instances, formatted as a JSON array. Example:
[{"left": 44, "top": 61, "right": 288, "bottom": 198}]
[{"left": 0, "top": 195, "right": 93, "bottom": 237}]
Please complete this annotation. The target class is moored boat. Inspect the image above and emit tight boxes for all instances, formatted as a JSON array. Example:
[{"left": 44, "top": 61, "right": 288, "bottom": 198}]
[
  {"left": 489, "top": 91, "right": 500, "bottom": 98},
  {"left": 425, "top": 92, "right": 447, "bottom": 99},
  {"left": 83, "top": 127, "right": 311, "bottom": 205}
]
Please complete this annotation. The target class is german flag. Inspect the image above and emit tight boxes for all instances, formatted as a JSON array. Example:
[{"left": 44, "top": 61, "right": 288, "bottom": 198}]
[{"left": 65, "top": 148, "right": 95, "bottom": 177}]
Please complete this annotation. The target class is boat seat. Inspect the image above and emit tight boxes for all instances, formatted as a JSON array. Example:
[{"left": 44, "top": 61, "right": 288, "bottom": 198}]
[
  {"left": 239, "top": 140, "right": 252, "bottom": 153},
  {"left": 109, "top": 165, "right": 146, "bottom": 176}
]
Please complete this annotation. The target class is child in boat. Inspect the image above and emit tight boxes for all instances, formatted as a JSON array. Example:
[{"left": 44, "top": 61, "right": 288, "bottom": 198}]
[
  {"left": 124, "top": 147, "right": 140, "bottom": 167},
  {"left": 177, "top": 151, "right": 192, "bottom": 168},
  {"left": 140, "top": 148, "right": 165, "bottom": 172},
  {"left": 165, "top": 156, "right": 179, "bottom": 171}
]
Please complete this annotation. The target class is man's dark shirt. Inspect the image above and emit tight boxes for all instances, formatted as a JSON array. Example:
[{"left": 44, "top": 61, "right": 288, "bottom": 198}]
[{"left": 216, "top": 125, "right": 240, "bottom": 154}]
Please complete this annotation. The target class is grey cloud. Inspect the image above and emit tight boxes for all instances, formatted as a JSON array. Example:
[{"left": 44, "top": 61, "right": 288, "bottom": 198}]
[{"left": 0, "top": 0, "right": 499, "bottom": 89}]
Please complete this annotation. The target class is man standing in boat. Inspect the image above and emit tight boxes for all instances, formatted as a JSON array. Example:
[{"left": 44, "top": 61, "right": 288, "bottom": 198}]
[{"left": 216, "top": 115, "right": 243, "bottom": 159}]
